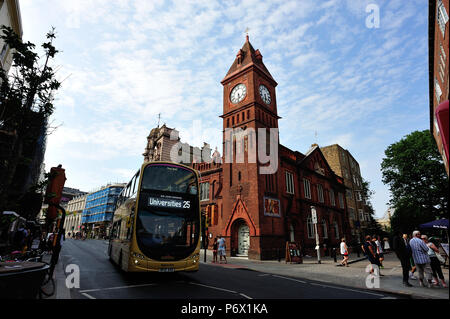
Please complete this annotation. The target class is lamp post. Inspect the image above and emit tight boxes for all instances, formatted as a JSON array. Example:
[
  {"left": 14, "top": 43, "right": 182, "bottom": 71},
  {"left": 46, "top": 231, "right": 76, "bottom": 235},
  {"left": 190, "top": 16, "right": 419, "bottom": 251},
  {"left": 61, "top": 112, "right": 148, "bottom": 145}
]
[{"left": 311, "top": 206, "right": 321, "bottom": 264}]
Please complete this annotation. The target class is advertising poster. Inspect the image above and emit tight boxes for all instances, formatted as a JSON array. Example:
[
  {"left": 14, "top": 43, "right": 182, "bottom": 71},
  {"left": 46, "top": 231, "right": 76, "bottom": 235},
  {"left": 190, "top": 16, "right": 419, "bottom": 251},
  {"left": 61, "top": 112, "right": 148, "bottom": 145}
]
[{"left": 264, "top": 197, "right": 280, "bottom": 217}]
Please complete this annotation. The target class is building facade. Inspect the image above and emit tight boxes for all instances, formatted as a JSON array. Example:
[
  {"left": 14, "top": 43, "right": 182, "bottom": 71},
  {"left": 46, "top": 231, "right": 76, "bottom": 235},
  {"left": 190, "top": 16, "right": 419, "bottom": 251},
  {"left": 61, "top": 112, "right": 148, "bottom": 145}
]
[
  {"left": 188, "top": 36, "right": 351, "bottom": 259},
  {"left": 37, "top": 187, "right": 86, "bottom": 223},
  {"left": 0, "top": 0, "right": 22, "bottom": 73},
  {"left": 143, "top": 124, "right": 212, "bottom": 164},
  {"left": 321, "top": 144, "right": 370, "bottom": 242},
  {"left": 429, "top": 0, "right": 449, "bottom": 175},
  {"left": 63, "top": 194, "right": 87, "bottom": 237},
  {"left": 81, "top": 184, "right": 124, "bottom": 238}
]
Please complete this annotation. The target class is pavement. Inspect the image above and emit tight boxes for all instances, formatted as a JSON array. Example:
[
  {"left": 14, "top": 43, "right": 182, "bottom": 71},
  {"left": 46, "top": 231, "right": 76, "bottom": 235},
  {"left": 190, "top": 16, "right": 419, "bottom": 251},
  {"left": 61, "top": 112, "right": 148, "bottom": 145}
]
[
  {"left": 46, "top": 240, "right": 449, "bottom": 299},
  {"left": 199, "top": 249, "right": 449, "bottom": 300}
]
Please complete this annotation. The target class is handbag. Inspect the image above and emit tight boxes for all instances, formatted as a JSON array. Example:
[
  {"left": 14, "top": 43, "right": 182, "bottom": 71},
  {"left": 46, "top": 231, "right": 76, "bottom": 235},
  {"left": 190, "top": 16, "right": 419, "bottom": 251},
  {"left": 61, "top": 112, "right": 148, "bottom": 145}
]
[{"left": 436, "top": 253, "right": 445, "bottom": 263}]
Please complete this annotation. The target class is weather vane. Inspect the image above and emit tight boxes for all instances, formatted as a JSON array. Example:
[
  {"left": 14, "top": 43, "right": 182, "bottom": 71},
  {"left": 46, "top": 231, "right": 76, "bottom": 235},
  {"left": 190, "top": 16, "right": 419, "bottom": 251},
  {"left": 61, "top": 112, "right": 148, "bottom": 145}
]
[
  {"left": 245, "top": 27, "right": 250, "bottom": 40},
  {"left": 157, "top": 113, "right": 161, "bottom": 128}
]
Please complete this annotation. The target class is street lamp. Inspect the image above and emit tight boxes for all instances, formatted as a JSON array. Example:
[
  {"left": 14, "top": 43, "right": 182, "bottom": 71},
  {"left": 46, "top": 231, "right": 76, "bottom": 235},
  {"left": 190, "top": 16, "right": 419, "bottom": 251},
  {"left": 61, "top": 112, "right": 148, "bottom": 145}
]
[{"left": 311, "top": 206, "right": 321, "bottom": 264}]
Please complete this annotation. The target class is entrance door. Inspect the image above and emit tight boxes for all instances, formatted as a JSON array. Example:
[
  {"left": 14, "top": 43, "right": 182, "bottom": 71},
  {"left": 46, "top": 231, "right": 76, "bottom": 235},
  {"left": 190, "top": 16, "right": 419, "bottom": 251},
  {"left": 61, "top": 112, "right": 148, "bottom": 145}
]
[{"left": 237, "top": 224, "right": 250, "bottom": 256}]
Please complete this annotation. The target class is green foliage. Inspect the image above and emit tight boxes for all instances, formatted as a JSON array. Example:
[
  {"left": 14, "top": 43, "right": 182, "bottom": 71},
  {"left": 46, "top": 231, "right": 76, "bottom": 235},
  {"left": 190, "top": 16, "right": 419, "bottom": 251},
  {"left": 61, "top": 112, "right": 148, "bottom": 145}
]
[
  {"left": 0, "top": 25, "right": 61, "bottom": 215},
  {"left": 381, "top": 130, "right": 449, "bottom": 233}
]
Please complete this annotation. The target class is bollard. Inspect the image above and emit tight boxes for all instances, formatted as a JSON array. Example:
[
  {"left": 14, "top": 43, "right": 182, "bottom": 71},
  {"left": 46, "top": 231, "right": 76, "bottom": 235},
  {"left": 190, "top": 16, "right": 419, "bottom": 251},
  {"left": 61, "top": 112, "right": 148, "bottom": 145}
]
[{"left": 333, "top": 248, "right": 337, "bottom": 263}]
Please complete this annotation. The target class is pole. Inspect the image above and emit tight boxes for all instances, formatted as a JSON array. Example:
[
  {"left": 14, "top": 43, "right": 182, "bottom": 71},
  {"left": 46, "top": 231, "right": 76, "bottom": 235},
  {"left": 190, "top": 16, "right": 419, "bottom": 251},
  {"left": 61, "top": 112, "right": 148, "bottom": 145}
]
[
  {"left": 315, "top": 223, "right": 321, "bottom": 264},
  {"left": 48, "top": 203, "right": 66, "bottom": 279}
]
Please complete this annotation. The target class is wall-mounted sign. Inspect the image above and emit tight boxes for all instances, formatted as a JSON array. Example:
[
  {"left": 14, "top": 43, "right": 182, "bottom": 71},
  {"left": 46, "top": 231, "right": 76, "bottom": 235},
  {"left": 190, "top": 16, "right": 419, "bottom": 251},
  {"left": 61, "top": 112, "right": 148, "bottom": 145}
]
[
  {"left": 264, "top": 197, "right": 280, "bottom": 217},
  {"left": 285, "top": 241, "right": 302, "bottom": 264},
  {"left": 311, "top": 206, "right": 317, "bottom": 224}
]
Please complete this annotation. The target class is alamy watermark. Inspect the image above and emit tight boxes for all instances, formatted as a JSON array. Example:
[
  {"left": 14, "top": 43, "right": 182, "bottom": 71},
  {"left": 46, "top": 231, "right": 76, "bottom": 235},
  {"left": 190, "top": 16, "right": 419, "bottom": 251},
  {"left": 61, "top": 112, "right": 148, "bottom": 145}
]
[
  {"left": 168, "top": 125, "right": 279, "bottom": 175},
  {"left": 365, "top": 264, "right": 380, "bottom": 289},
  {"left": 65, "top": 264, "right": 80, "bottom": 289},
  {"left": 365, "top": 4, "right": 380, "bottom": 29}
]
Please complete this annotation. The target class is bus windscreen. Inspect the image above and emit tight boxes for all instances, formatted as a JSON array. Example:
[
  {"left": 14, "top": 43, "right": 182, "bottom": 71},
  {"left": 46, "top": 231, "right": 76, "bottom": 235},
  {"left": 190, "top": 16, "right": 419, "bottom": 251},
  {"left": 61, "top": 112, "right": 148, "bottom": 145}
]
[{"left": 136, "top": 164, "right": 200, "bottom": 260}]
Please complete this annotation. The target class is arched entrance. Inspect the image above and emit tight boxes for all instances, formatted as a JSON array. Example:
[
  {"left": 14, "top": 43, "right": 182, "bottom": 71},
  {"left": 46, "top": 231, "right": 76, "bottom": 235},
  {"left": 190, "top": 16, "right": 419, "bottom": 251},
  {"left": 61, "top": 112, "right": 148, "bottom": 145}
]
[{"left": 237, "top": 222, "right": 250, "bottom": 256}]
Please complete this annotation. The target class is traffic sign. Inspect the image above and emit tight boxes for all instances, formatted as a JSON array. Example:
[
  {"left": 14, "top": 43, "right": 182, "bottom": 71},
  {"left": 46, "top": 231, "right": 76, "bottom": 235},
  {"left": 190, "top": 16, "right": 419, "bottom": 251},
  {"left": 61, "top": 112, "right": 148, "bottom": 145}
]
[{"left": 311, "top": 206, "right": 317, "bottom": 224}]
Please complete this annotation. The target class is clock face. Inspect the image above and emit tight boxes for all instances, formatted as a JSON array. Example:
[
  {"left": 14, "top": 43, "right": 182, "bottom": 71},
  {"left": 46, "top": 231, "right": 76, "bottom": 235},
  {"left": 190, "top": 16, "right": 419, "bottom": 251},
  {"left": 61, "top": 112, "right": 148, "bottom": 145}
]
[
  {"left": 230, "top": 83, "right": 247, "bottom": 104},
  {"left": 259, "top": 85, "right": 271, "bottom": 105}
]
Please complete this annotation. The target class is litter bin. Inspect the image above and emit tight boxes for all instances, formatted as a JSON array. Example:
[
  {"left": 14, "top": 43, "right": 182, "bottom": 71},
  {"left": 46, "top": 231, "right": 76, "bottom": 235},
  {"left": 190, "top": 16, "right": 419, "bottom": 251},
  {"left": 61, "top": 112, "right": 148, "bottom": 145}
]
[{"left": 0, "top": 261, "right": 49, "bottom": 299}]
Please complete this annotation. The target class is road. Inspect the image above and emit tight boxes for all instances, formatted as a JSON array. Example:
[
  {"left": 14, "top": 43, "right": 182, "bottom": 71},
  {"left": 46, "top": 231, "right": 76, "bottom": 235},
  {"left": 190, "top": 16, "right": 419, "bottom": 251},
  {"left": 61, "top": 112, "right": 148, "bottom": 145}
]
[{"left": 58, "top": 239, "right": 403, "bottom": 300}]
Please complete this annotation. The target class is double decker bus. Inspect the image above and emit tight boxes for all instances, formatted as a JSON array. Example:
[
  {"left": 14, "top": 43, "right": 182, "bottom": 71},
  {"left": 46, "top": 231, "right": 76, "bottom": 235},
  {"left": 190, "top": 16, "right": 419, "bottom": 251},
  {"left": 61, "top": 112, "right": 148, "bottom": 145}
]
[{"left": 108, "top": 162, "right": 201, "bottom": 272}]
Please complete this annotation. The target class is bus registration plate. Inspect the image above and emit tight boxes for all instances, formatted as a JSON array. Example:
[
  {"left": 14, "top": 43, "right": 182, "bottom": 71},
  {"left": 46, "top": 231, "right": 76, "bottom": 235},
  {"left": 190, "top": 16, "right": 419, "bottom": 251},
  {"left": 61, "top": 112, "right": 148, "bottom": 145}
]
[{"left": 159, "top": 268, "right": 174, "bottom": 272}]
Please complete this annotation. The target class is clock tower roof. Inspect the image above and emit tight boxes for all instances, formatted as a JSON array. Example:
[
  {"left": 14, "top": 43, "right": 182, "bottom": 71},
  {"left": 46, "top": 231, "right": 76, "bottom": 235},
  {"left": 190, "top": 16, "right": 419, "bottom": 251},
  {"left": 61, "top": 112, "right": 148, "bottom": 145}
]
[{"left": 221, "top": 36, "right": 276, "bottom": 85}]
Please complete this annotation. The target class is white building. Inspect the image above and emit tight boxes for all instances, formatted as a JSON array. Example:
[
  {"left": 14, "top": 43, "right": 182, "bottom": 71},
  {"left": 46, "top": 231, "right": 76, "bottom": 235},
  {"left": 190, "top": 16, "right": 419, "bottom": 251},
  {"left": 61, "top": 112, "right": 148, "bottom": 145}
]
[
  {"left": 64, "top": 194, "right": 88, "bottom": 236},
  {"left": 0, "top": 0, "right": 22, "bottom": 73}
]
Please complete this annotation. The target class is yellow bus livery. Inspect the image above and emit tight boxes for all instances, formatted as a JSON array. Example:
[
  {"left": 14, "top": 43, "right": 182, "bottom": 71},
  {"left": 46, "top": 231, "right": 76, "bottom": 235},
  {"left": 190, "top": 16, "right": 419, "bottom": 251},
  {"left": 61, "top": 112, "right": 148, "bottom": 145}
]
[{"left": 108, "top": 162, "right": 201, "bottom": 272}]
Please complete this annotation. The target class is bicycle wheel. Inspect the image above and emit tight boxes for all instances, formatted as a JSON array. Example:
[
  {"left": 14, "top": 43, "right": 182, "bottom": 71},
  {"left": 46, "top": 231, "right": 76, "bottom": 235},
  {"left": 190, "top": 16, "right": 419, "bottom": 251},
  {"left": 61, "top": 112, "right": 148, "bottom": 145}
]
[{"left": 39, "top": 269, "right": 55, "bottom": 298}]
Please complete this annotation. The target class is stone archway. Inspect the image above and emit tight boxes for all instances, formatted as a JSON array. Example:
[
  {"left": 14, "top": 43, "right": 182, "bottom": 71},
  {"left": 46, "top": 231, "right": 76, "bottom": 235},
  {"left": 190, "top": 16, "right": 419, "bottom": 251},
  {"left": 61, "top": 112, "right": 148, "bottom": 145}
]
[{"left": 231, "top": 219, "right": 250, "bottom": 256}]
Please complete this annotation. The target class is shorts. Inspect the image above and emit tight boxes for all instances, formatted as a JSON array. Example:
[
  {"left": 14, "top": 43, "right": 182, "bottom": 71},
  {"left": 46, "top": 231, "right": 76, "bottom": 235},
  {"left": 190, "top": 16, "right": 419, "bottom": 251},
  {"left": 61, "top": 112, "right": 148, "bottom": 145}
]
[
  {"left": 219, "top": 249, "right": 226, "bottom": 256},
  {"left": 378, "top": 253, "right": 384, "bottom": 258},
  {"left": 342, "top": 253, "right": 348, "bottom": 257}
]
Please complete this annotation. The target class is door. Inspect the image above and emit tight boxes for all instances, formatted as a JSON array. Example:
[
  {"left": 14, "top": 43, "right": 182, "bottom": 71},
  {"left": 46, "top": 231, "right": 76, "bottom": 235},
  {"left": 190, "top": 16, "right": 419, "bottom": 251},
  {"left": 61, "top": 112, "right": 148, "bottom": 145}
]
[{"left": 237, "top": 224, "right": 250, "bottom": 256}]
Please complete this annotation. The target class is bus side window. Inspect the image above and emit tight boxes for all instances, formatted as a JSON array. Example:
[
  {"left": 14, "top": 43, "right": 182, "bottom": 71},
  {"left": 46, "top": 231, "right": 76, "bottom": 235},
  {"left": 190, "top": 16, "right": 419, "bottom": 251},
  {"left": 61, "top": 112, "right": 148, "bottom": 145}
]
[
  {"left": 112, "top": 222, "right": 118, "bottom": 239},
  {"left": 117, "top": 220, "right": 122, "bottom": 240},
  {"left": 126, "top": 217, "right": 133, "bottom": 241}
]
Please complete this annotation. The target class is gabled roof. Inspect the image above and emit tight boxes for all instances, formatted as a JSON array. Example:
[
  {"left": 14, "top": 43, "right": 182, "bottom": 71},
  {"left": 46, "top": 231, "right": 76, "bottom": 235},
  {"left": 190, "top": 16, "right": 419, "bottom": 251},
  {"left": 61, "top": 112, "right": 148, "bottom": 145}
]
[
  {"left": 298, "top": 144, "right": 346, "bottom": 187},
  {"left": 221, "top": 36, "right": 276, "bottom": 84}
]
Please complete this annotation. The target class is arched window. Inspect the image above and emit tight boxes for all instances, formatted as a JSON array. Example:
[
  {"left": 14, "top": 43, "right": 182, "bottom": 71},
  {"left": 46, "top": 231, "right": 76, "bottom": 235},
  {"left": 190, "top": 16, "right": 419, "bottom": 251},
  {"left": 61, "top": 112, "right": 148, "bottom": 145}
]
[
  {"left": 322, "top": 219, "right": 328, "bottom": 239},
  {"left": 290, "top": 224, "right": 295, "bottom": 242},
  {"left": 334, "top": 220, "right": 339, "bottom": 239},
  {"left": 307, "top": 216, "right": 315, "bottom": 238}
]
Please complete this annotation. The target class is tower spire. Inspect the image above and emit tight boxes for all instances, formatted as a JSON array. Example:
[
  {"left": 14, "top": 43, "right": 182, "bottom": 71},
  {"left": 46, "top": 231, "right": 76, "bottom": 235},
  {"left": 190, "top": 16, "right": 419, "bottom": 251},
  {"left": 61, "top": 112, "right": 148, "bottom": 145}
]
[{"left": 245, "top": 27, "right": 249, "bottom": 42}]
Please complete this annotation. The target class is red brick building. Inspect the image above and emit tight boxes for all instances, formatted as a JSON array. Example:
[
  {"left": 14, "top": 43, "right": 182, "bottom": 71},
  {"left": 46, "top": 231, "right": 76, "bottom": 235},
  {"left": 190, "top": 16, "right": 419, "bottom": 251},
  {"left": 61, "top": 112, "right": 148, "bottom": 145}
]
[
  {"left": 429, "top": 0, "right": 449, "bottom": 175},
  {"left": 193, "top": 36, "right": 351, "bottom": 260}
]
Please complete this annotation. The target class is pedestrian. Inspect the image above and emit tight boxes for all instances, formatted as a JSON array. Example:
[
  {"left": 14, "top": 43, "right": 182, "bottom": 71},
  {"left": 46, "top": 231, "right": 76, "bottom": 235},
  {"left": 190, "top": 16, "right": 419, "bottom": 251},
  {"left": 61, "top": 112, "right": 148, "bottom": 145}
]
[
  {"left": 383, "top": 237, "right": 390, "bottom": 251},
  {"left": 212, "top": 237, "right": 218, "bottom": 263},
  {"left": 421, "top": 235, "right": 447, "bottom": 288},
  {"left": 361, "top": 235, "right": 382, "bottom": 275},
  {"left": 373, "top": 235, "right": 384, "bottom": 268},
  {"left": 393, "top": 231, "right": 413, "bottom": 287},
  {"left": 409, "top": 230, "right": 433, "bottom": 288},
  {"left": 340, "top": 238, "right": 349, "bottom": 267},
  {"left": 218, "top": 235, "right": 227, "bottom": 264},
  {"left": 46, "top": 232, "right": 55, "bottom": 253}
]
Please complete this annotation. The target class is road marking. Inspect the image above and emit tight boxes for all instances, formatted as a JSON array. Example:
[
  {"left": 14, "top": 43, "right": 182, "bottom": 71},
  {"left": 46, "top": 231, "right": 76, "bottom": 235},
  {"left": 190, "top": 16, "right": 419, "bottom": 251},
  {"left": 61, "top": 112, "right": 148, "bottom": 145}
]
[
  {"left": 309, "top": 283, "right": 385, "bottom": 297},
  {"left": 381, "top": 296, "right": 397, "bottom": 299},
  {"left": 81, "top": 292, "right": 96, "bottom": 299},
  {"left": 271, "top": 274, "right": 307, "bottom": 284},
  {"left": 79, "top": 283, "right": 157, "bottom": 293},
  {"left": 188, "top": 282, "right": 237, "bottom": 294},
  {"left": 239, "top": 293, "right": 253, "bottom": 299},
  {"left": 258, "top": 274, "right": 271, "bottom": 277}
]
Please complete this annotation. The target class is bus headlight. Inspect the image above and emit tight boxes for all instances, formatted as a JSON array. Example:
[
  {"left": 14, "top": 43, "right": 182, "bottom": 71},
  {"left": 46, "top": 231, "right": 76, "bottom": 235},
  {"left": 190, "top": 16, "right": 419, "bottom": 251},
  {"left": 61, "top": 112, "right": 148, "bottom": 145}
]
[
  {"left": 189, "top": 253, "right": 199, "bottom": 260},
  {"left": 132, "top": 252, "right": 145, "bottom": 259}
]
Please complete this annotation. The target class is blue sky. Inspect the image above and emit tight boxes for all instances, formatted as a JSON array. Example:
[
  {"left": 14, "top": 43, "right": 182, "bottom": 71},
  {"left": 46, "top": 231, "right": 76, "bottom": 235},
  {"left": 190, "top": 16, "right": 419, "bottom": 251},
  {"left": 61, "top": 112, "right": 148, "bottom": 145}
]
[{"left": 19, "top": 0, "right": 430, "bottom": 218}]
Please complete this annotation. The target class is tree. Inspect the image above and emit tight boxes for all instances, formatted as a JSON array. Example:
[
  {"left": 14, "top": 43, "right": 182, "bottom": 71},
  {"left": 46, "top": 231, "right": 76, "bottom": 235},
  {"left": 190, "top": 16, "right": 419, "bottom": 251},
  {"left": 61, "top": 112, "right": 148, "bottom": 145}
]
[
  {"left": 360, "top": 178, "right": 383, "bottom": 237},
  {"left": 0, "top": 25, "right": 61, "bottom": 216},
  {"left": 381, "top": 130, "right": 449, "bottom": 233}
]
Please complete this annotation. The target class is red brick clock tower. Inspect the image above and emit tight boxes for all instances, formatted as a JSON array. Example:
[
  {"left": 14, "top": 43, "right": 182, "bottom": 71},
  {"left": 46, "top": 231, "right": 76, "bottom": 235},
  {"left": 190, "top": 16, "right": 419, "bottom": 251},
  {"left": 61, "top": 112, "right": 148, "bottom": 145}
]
[{"left": 219, "top": 35, "right": 284, "bottom": 259}]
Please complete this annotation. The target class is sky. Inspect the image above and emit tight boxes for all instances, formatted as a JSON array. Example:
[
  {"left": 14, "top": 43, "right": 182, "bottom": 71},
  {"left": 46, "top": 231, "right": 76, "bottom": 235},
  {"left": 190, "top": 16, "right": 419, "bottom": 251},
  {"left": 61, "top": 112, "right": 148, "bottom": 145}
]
[{"left": 18, "top": 0, "right": 430, "bottom": 218}]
